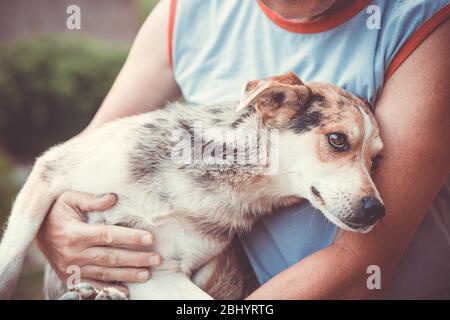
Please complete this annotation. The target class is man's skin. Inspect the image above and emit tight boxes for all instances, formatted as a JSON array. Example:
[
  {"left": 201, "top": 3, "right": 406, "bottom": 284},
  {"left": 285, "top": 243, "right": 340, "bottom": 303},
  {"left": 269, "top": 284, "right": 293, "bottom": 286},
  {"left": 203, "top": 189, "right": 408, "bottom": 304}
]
[{"left": 36, "top": 0, "right": 450, "bottom": 298}]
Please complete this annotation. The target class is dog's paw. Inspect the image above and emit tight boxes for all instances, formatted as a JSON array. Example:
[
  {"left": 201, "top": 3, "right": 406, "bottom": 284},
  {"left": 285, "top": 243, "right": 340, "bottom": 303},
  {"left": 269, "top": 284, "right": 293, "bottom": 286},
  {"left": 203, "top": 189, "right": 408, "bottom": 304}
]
[
  {"left": 94, "top": 287, "right": 127, "bottom": 300},
  {"left": 60, "top": 283, "right": 97, "bottom": 300},
  {"left": 60, "top": 283, "right": 127, "bottom": 300},
  {"left": 60, "top": 291, "right": 82, "bottom": 300}
]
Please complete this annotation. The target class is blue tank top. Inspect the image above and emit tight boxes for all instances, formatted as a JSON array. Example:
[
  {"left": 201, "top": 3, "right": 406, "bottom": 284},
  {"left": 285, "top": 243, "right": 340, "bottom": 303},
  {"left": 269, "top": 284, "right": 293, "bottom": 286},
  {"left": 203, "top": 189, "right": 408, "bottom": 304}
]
[{"left": 169, "top": 0, "right": 450, "bottom": 297}]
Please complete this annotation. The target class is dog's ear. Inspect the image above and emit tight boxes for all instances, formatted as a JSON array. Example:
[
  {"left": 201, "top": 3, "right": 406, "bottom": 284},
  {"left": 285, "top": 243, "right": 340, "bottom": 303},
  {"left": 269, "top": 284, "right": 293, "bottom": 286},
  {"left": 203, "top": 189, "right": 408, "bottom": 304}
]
[
  {"left": 237, "top": 72, "right": 305, "bottom": 112},
  {"left": 268, "top": 71, "right": 305, "bottom": 86},
  {"left": 237, "top": 72, "right": 311, "bottom": 126}
]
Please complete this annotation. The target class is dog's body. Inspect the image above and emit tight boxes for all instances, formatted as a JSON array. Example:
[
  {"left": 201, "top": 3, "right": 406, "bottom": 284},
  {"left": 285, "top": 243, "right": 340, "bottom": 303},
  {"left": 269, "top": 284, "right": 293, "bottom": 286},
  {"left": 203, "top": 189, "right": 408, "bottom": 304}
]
[
  {"left": 41, "top": 100, "right": 276, "bottom": 300},
  {"left": 0, "top": 73, "right": 385, "bottom": 299}
]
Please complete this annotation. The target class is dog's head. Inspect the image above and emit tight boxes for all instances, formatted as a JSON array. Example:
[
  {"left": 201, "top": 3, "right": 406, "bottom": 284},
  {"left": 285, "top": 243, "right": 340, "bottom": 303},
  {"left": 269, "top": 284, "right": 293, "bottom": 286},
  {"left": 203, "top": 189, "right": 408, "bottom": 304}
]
[{"left": 238, "top": 72, "right": 384, "bottom": 232}]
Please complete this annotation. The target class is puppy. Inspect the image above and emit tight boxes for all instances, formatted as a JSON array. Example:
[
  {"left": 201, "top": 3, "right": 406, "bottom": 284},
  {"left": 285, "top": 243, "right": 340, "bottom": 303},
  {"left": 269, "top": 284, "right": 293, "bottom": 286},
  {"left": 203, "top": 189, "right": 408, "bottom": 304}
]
[{"left": 0, "top": 72, "right": 385, "bottom": 300}]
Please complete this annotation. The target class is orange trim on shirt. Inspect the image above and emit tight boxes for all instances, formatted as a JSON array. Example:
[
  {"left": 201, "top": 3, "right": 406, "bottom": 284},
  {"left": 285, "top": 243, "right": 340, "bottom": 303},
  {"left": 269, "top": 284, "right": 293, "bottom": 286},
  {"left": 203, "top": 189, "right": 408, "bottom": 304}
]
[
  {"left": 168, "top": 0, "right": 177, "bottom": 69},
  {"left": 384, "top": 4, "right": 450, "bottom": 81},
  {"left": 257, "top": 0, "right": 371, "bottom": 34}
]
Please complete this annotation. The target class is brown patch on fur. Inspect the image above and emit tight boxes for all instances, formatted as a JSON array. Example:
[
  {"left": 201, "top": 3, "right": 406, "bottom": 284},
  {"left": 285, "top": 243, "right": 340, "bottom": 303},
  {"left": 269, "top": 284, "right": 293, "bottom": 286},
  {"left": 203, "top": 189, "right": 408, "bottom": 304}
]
[
  {"left": 255, "top": 86, "right": 311, "bottom": 127},
  {"left": 258, "top": 90, "right": 297, "bottom": 126},
  {"left": 305, "top": 83, "right": 378, "bottom": 166},
  {"left": 269, "top": 71, "right": 304, "bottom": 86},
  {"left": 239, "top": 72, "right": 311, "bottom": 126},
  {"left": 245, "top": 71, "right": 304, "bottom": 93},
  {"left": 314, "top": 118, "right": 361, "bottom": 164},
  {"left": 309, "top": 82, "right": 369, "bottom": 113},
  {"left": 201, "top": 239, "right": 259, "bottom": 300}
]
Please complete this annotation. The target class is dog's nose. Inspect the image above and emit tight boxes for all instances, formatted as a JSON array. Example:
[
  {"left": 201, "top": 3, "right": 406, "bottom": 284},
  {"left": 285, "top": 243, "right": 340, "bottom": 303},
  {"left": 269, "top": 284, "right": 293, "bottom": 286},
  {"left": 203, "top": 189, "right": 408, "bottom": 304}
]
[{"left": 360, "top": 196, "right": 385, "bottom": 225}]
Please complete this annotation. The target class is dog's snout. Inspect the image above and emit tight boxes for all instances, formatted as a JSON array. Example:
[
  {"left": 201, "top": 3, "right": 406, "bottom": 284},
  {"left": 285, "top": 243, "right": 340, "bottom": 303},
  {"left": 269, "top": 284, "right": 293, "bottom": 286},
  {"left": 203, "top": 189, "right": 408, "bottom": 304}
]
[{"left": 359, "top": 196, "right": 385, "bottom": 225}]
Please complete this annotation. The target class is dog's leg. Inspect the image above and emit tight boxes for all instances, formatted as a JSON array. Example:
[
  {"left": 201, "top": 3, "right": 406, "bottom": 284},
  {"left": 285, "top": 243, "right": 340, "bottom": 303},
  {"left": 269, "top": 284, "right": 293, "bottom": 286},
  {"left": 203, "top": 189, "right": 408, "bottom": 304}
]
[
  {"left": 0, "top": 159, "right": 61, "bottom": 299},
  {"left": 128, "top": 272, "right": 213, "bottom": 300},
  {"left": 193, "top": 240, "right": 259, "bottom": 300}
]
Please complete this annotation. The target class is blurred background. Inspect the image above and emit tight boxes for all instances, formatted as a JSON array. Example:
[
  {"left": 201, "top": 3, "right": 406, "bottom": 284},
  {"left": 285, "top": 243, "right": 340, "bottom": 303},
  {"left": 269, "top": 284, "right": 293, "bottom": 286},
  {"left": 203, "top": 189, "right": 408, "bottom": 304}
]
[{"left": 0, "top": 0, "right": 159, "bottom": 299}]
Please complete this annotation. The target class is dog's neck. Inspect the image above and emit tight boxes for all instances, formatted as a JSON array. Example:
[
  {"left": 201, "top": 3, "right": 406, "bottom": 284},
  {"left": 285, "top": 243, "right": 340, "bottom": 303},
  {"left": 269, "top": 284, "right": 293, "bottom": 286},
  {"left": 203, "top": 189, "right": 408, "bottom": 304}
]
[
  {"left": 194, "top": 106, "right": 285, "bottom": 189},
  {"left": 187, "top": 106, "right": 296, "bottom": 221},
  {"left": 168, "top": 103, "right": 303, "bottom": 243}
]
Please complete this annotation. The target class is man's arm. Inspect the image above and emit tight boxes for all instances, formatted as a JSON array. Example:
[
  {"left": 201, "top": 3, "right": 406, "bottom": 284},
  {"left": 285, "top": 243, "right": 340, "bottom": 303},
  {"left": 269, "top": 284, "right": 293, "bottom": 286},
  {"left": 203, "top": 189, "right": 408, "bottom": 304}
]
[
  {"left": 85, "top": 0, "right": 180, "bottom": 132},
  {"left": 247, "top": 20, "right": 450, "bottom": 299}
]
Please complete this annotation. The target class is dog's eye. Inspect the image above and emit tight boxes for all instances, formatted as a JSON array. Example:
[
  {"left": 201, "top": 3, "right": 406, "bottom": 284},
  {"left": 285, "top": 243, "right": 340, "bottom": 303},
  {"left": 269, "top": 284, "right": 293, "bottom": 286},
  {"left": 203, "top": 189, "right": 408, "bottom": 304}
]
[
  {"left": 328, "top": 132, "right": 349, "bottom": 151},
  {"left": 371, "top": 154, "right": 383, "bottom": 173}
]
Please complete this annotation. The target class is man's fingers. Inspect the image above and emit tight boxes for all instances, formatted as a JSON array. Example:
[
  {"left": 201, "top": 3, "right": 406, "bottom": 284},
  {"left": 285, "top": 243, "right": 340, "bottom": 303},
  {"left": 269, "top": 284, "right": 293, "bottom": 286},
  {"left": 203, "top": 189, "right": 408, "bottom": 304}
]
[
  {"left": 62, "top": 191, "right": 118, "bottom": 213},
  {"left": 84, "top": 224, "right": 154, "bottom": 247},
  {"left": 79, "top": 279, "right": 129, "bottom": 297},
  {"left": 80, "top": 266, "right": 151, "bottom": 283},
  {"left": 79, "top": 247, "right": 161, "bottom": 268}
]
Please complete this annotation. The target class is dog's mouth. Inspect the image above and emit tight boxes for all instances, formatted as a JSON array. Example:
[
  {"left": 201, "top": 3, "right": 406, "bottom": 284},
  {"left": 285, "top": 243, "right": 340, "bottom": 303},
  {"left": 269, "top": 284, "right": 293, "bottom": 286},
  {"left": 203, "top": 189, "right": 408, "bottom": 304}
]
[
  {"left": 309, "top": 187, "right": 375, "bottom": 233},
  {"left": 311, "top": 186, "right": 324, "bottom": 203},
  {"left": 325, "top": 213, "right": 374, "bottom": 233},
  {"left": 341, "top": 221, "right": 373, "bottom": 233}
]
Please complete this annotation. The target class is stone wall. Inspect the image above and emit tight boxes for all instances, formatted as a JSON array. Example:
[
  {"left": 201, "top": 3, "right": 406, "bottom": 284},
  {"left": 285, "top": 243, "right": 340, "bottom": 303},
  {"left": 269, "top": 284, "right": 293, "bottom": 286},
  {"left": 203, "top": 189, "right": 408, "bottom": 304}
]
[{"left": 0, "top": 0, "right": 141, "bottom": 46}]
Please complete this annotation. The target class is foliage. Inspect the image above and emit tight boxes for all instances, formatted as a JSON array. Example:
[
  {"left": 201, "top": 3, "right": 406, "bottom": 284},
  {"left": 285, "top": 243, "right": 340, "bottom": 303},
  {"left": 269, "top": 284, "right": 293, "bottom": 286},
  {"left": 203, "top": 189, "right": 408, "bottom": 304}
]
[
  {"left": 0, "top": 153, "right": 20, "bottom": 232},
  {"left": 137, "top": 0, "right": 160, "bottom": 23},
  {"left": 0, "top": 37, "right": 126, "bottom": 161}
]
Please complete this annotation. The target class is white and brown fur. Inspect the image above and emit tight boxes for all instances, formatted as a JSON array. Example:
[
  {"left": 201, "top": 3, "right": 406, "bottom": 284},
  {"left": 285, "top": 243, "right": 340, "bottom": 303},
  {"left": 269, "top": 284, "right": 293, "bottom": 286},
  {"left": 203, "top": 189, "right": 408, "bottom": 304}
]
[{"left": 0, "top": 72, "right": 384, "bottom": 300}]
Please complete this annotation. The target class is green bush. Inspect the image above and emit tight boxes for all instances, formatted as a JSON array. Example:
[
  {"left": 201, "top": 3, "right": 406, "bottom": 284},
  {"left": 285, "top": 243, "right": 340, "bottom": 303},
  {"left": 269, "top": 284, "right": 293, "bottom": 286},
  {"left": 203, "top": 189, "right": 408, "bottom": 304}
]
[
  {"left": 138, "top": 0, "right": 160, "bottom": 23},
  {"left": 0, "top": 37, "right": 126, "bottom": 161},
  {"left": 0, "top": 153, "right": 20, "bottom": 231}
]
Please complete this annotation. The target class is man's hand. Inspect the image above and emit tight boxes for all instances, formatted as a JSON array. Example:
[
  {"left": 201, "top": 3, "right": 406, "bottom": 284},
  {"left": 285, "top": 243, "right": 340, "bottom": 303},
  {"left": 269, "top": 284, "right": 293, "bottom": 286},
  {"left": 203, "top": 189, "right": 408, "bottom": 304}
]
[{"left": 36, "top": 191, "right": 161, "bottom": 294}]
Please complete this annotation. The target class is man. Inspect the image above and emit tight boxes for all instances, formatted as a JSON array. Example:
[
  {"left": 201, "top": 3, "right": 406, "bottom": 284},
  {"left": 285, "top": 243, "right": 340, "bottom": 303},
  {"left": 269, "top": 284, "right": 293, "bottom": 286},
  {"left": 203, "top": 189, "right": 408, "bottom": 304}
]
[{"left": 36, "top": 0, "right": 450, "bottom": 299}]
